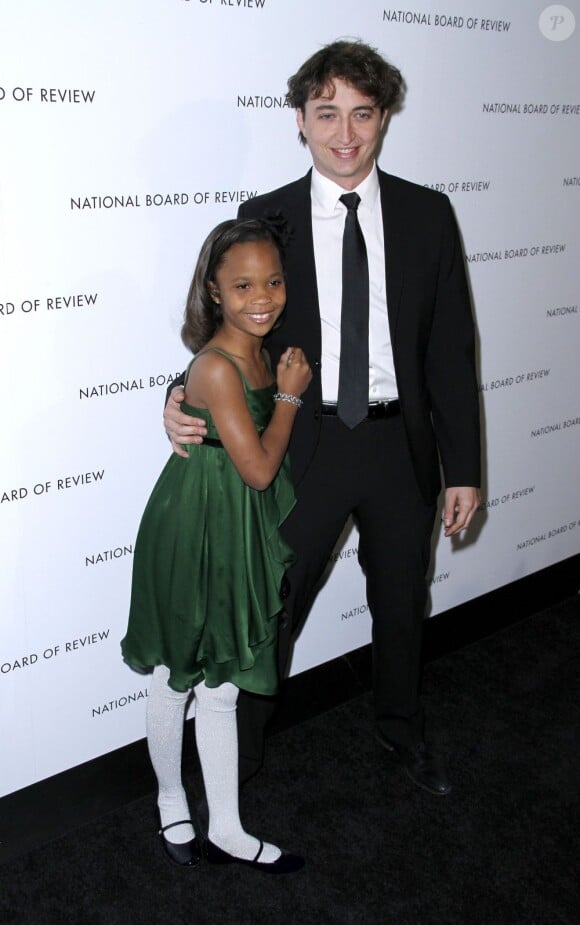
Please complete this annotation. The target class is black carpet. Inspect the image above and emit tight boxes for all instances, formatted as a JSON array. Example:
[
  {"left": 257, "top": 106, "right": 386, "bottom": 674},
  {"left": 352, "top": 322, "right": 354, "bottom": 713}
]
[{"left": 1, "top": 596, "right": 578, "bottom": 925}]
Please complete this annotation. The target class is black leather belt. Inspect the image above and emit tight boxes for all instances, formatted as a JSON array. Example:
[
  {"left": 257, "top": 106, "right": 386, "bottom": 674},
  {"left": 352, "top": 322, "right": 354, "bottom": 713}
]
[{"left": 321, "top": 400, "right": 400, "bottom": 421}]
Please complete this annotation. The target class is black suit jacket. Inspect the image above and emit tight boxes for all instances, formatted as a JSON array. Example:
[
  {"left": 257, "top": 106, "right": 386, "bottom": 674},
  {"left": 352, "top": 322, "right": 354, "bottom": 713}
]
[{"left": 238, "top": 169, "right": 480, "bottom": 505}]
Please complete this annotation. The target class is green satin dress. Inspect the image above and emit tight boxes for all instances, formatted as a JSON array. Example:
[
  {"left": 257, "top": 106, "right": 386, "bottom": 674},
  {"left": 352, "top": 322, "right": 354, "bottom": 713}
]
[{"left": 121, "top": 349, "right": 295, "bottom": 694}]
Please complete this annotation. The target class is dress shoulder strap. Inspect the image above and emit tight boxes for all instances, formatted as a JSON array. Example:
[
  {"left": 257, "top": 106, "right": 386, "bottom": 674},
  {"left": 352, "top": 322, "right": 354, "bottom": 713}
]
[{"left": 186, "top": 346, "right": 250, "bottom": 392}]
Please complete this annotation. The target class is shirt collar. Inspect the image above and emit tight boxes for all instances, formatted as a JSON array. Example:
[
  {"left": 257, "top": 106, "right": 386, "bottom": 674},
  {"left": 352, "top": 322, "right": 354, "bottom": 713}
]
[{"left": 311, "top": 163, "right": 380, "bottom": 215}]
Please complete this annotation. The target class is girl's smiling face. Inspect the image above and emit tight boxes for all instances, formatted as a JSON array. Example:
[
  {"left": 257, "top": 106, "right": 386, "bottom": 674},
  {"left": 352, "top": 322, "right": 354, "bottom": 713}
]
[{"left": 210, "top": 240, "right": 286, "bottom": 339}]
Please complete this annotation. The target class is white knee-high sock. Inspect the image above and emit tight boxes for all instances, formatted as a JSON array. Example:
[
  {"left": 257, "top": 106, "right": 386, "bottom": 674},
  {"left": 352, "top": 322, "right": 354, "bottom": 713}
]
[
  {"left": 194, "top": 680, "right": 280, "bottom": 863},
  {"left": 147, "top": 665, "right": 195, "bottom": 844}
]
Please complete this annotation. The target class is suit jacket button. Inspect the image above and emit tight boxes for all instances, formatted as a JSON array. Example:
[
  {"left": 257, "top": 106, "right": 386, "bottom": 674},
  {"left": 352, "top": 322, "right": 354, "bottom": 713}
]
[{"left": 314, "top": 410, "right": 320, "bottom": 420}]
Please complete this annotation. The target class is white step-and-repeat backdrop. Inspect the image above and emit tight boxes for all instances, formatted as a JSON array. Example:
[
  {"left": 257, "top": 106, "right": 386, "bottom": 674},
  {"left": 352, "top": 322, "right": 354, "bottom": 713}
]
[{"left": 1, "top": 0, "right": 578, "bottom": 797}]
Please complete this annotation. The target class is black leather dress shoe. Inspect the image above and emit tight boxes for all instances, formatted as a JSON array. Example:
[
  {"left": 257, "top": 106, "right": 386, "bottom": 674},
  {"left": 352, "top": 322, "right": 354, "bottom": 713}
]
[
  {"left": 375, "top": 732, "right": 452, "bottom": 796},
  {"left": 158, "top": 818, "right": 202, "bottom": 868},
  {"left": 204, "top": 838, "right": 305, "bottom": 874}
]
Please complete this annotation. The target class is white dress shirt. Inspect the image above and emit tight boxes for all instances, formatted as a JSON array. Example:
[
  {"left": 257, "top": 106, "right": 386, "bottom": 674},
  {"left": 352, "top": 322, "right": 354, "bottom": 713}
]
[{"left": 310, "top": 164, "right": 398, "bottom": 403}]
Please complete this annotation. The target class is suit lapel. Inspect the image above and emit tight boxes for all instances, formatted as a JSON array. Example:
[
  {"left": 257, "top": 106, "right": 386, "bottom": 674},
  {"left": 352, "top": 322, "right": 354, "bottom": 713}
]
[
  {"left": 379, "top": 170, "right": 404, "bottom": 346},
  {"left": 280, "top": 170, "right": 402, "bottom": 356},
  {"left": 283, "top": 171, "right": 322, "bottom": 354},
  {"left": 286, "top": 171, "right": 317, "bottom": 296}
]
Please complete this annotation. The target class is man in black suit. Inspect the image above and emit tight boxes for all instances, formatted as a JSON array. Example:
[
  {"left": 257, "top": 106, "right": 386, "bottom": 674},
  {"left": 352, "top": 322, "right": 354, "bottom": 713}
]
[{"left": 165, "top": 41, "right": 480, "bottom": 796}]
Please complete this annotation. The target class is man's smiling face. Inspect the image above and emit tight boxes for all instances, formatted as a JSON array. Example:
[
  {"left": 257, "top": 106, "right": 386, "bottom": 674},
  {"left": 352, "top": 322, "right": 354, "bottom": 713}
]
[{"left": 296, "top": 78, "right": 388, "bottom": 191}]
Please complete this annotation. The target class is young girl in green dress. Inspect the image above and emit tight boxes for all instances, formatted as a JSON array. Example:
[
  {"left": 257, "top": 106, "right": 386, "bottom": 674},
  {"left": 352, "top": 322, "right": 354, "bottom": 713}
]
[{"left": 122, "top": 219, "right": 311, "bottom": 873}]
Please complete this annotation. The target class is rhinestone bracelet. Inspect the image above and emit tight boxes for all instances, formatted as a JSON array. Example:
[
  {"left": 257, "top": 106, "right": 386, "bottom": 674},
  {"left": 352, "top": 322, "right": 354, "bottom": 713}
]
[{"left": 273, "top": 392, "right": 303, "bottom": 408}]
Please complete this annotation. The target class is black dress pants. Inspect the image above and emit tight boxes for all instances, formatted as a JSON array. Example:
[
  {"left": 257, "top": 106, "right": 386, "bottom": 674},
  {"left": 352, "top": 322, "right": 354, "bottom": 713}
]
[{"left": 237, "top": 413, "right": 437, "bottom": 783}]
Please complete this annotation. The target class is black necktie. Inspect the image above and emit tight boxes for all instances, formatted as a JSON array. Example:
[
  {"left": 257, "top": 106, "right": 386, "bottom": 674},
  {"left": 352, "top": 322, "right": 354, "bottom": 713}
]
[{"left": 337, "top": 192, "right": 369, "bottom": 429}]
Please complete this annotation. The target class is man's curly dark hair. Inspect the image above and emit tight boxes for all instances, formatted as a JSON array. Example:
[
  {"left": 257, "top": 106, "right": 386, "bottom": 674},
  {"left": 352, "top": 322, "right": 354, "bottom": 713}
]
[{"left": 286, "top": 40, "right": 403, "bottom": 145}]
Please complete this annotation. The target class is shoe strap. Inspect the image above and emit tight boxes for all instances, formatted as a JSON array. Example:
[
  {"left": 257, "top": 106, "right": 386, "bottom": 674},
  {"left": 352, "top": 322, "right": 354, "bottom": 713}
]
[
  {"left": 160, "top": 819, "right": 193, "bottom": 834},
  {"left": 252, "top": 840, "right": 264, "bottom": 863}
]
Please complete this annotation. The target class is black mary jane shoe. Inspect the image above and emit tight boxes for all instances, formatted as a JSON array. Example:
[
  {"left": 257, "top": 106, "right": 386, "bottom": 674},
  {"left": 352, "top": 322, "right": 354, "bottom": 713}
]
[
  {"left": 204, "top": 838, "right": 304, "bottom": 874},
  {"left": 158, "top": 818, "right": 202, "bottom": 868}
]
